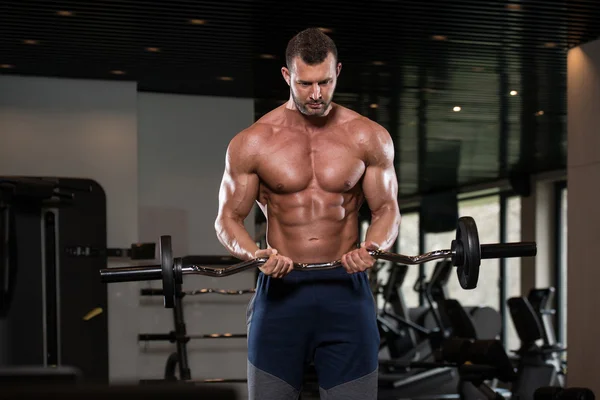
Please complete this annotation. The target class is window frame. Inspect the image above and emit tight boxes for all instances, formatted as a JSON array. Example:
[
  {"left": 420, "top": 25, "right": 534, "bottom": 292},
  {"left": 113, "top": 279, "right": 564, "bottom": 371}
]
[{"left": 554, "top": 180, "right": 567, "bottom": 346}]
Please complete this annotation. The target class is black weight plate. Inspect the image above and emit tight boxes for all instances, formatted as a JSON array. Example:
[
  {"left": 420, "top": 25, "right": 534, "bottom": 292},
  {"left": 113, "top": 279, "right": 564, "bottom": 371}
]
[
  {"left": 160, "top": 236, "right": 175, "bottom": 308},
  {"left": 456, "top": 217, "right": 481, "bottom": 290}
]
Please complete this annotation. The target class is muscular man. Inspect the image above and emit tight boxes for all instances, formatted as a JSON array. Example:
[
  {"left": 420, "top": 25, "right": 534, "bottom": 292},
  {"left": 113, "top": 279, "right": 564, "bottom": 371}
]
[{"left": 215, "top": 28, "right": 401, "bottom": 399}]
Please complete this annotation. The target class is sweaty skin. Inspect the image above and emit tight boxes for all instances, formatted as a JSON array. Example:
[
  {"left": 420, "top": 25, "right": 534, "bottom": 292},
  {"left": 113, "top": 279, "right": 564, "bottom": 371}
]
[{"left": 215, "top": 53, "right": 401, "bottom": 277}]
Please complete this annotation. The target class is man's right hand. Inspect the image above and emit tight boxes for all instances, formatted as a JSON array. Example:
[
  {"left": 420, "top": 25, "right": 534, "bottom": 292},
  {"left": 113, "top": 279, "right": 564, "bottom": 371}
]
[{"left": 255, "top": 248, "right": 294, "bottom": 279}]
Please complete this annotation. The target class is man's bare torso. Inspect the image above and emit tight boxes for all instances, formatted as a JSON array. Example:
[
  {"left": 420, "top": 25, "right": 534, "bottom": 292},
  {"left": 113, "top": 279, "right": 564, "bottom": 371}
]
[{"left": 247, "top": 103, "right": 375, "bottom": 264}]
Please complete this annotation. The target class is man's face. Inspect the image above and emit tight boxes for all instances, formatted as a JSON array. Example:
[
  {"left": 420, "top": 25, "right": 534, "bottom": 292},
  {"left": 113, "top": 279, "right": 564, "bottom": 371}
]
[{"left": 282, "top": 53, "right": 342, "bottom": 117}]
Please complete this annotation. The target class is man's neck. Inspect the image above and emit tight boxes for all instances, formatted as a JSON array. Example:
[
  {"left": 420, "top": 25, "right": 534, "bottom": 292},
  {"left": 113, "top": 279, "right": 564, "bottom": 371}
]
[{"left": 284, "top": 100, "right": 336, "bottom": 128}]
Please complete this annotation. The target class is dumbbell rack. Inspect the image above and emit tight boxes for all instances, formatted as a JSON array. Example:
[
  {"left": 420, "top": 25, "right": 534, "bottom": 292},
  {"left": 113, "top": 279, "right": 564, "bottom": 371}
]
[
  {"left": 168, "top": 282, "right": 192, "bottom": 381},
  {"left": 138, "top": 276, "right": 255, "bottom": 383},
  {"left": 139, "top": 282, "right": 192, "bottom": 381}
]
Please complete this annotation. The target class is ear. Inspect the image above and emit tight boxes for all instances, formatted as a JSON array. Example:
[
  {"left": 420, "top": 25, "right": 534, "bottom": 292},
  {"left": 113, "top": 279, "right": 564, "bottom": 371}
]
[
  {"left": 281, "top": 66, "right": 291, "bottom": 86},
  {"left": 336, "top": 62, "right": 342, "bottom": 77}
]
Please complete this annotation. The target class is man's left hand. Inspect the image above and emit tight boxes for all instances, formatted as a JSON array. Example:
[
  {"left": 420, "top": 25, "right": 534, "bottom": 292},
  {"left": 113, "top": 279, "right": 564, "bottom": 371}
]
[{"left": 341, "top": 241, "right": 380, "bottom": 273}]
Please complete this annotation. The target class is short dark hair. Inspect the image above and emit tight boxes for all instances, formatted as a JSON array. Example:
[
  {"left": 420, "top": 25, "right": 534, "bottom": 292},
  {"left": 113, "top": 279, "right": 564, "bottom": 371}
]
[{"left": 285, "top": 28, "right": 338, "bottom": 69}]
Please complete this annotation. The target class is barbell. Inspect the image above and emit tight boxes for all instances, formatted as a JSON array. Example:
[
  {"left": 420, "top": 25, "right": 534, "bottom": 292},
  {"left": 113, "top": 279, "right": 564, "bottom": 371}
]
[{"left": 99, "top": 216, "right": 537, "bottom": 308}]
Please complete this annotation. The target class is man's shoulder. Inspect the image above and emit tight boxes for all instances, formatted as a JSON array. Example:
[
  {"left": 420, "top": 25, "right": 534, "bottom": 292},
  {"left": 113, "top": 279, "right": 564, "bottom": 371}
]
[
  {"left": 334, "top": 111, "right": 388, "bottom": 145},
  {"left": 231, "top": 119, "right": 276, "bottom": 147},
  {"left": 332, "top": 105, "right": 393, "bottom": 162},
  {"left": 229, "top": 119, "right": 281, "bottom": 163},
  {"left": 234, "top": 106, "right": 286, "bottom": 141},
  {"left": 333, "top": 103, "right": 362, "bottom": 124},
  {"left": 256, "top": 104, "right": 285, "bottom": 121},
  {"left": 333, "top": 104, "right": 387, "bottom": 134}
]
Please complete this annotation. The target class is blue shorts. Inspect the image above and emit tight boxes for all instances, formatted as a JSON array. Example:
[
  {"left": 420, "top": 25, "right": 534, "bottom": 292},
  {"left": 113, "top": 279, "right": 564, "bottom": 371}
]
[{"left": 246, "top": 266, "right": 380, "bottom": 399}]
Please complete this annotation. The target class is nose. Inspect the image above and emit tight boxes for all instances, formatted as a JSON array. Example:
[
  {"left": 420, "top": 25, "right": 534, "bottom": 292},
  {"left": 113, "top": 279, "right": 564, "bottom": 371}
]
[{"left": 310, "top": 83, "right": 322, "bottom": 101}]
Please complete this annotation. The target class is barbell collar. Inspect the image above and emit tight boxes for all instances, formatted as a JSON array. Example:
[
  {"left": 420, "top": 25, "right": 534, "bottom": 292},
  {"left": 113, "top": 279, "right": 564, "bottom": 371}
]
[
  {"left": 100, "top": 265, "right": 161, "bottom": 283},
  {"left": 480, "top": 242, "right": 537, "bottom": 259}
]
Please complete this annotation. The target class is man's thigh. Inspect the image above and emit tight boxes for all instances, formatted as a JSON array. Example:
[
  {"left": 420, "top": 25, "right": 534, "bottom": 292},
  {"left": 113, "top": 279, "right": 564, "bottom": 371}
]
[
  {"left": 246, "top": 274, "right": 316, "bottom": 399},
  {"left": 312, "top": 271, "right": 380, "bottom": 400}
]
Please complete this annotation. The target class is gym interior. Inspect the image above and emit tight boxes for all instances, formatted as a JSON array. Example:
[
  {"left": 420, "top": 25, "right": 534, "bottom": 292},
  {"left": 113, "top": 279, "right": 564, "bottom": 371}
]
[{"left": 0, "top": 2, "right": 598, "bottom": 400}]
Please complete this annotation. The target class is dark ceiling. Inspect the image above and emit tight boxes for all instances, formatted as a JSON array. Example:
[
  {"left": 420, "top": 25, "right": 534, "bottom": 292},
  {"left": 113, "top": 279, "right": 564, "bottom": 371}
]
[{"left": 2, "top": 1, "right": 598, "bottom": 197}]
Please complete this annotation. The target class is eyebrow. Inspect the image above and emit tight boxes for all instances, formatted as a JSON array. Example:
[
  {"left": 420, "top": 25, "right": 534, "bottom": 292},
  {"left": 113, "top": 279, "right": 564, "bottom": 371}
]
[{"left": 297, "top": 78, "right": 332, "bottom": 84}]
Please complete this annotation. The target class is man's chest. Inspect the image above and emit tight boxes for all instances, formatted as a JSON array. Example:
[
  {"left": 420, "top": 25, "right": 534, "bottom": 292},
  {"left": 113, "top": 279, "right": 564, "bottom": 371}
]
[{"left": 256, "top": 133, "right": 366, "bottom": 193}]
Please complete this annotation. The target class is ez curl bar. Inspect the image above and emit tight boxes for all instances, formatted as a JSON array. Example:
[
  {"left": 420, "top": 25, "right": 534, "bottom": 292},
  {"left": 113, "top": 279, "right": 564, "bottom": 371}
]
[{"left": 100, "top": 216, "right": 537, "bottom": 308}]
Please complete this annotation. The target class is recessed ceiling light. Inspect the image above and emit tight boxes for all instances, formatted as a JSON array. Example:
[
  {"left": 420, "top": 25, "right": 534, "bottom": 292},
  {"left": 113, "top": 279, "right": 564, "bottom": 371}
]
[
  {"left": 0, "top": 64, "right": 15, "bottom": 69},
  {"left": 432, "top": 35, "right": 448, "bottom": 41},
  {"left": 111, "top": 70, "right": 126, "bottom": 75},
  {"left": 535, "top": 110, "right": 544, "bottom": 116},
  {"left": 57, "top": 10, "right": 75, "bottom": 16},
  {"left": 146, "top": 47, "right": 161, "bottom": 53},
  {"left": 189, "top": 19, "right": 206, "bottom": 25},
  {"left": 218, "top": 76, "right": 234, "bottom": 81},
  {"left": 510, "top": 90, "right": 518, "bottom": 96},
  {"left": 369, "top": 103, "right": 379, "bottom": 109},
  {"left": 372, "top": 61, "right": 386, "bottom": 66},
  {"left": 318, "top": 27, "right": 333, "bottom": 33},
  {"left": 453, "top": 106, "right": 462, "bottom": 112},
  {"left": 506, "top": 4, "right": 522, "bottom": 10},
  {"left": 260, "top": 54, "right": 276, "bottom": 59},
  {"left": 23, "top": 39, "right": 39, "bottom": 45}
]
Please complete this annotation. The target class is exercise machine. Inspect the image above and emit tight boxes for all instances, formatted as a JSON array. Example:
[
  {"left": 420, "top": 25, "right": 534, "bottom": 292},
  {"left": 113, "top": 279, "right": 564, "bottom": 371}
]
[
  {"left": 508, "top": 293, "right": 566, "bottom": 399},
  {"left": 0, "top": 176, "right": 108, "bottom": 383}
]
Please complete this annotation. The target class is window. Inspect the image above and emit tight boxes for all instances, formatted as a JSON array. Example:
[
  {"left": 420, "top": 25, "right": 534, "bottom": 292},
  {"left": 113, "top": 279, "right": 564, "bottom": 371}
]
[
  {"left": 397, "top": 212, "right": 420, "bottom": 308},
  {"left": 557, "top": 185, "right": 568, "bottom": 347},
  {"left": 374, "top": 212, "right": 420, "bottom": 309},
  {"left": 504, "top": 195, "right": 522, "bottom": 351}
]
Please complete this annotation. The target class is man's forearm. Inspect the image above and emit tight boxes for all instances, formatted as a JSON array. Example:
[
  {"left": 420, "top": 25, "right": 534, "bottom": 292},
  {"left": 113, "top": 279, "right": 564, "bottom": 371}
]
[
  {"left": 365, "top": 205, "right": 401, "bottom": 251},
  {"left": 215, "top": 216, "right": 260, "bottom": 260}
]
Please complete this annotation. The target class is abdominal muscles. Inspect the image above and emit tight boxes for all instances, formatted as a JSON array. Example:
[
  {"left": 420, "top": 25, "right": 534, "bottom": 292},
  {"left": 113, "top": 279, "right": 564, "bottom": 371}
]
[{"left": 264, "top": 188, "right": 362, "bottom": 264}]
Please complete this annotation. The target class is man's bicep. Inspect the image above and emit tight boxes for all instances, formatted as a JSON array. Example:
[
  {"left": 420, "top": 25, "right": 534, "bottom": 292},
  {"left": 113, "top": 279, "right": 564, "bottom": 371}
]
[
  {"left": 362, "top": 161, "right": 398, "bottom": 213},
  {"left": 218, "top": 168, "right": 259, "bottom": 220},
  {"left": 217, "top": 140, "right": 260, "bottom": 221},
  {"left": 362, "top": 129, "right": 399, "bottom": 212}
]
